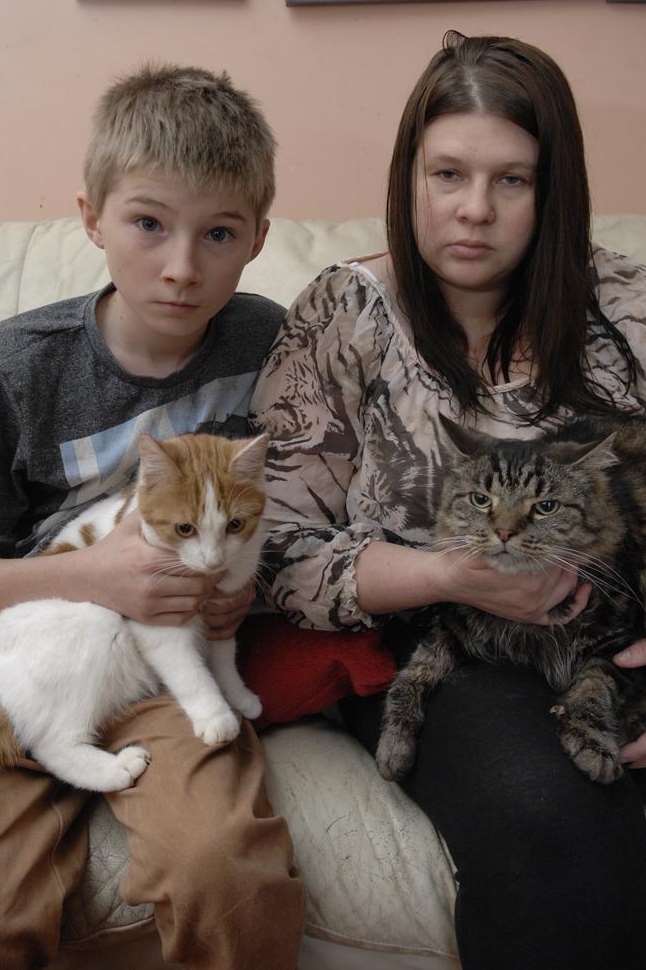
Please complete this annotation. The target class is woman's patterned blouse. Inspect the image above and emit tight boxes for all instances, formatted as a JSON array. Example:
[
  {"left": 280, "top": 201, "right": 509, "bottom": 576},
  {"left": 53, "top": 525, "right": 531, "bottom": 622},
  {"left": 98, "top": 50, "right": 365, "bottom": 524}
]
[{"left": 250, "top": 246, "right": 646, "bottom": 631}]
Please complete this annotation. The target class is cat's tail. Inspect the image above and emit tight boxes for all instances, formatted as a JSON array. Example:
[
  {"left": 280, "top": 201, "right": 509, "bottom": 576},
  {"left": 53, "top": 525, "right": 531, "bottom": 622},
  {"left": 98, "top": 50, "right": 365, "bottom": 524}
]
[{"left": 0, "top": 709, "right": 23, "bottom": 767}]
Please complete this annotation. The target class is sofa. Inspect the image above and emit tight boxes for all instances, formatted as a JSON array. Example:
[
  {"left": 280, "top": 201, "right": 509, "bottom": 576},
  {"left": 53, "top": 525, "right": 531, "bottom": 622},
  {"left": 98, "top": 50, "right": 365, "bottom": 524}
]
[{"left": 1, "top": 213, "right": 645, "bottom": 970}]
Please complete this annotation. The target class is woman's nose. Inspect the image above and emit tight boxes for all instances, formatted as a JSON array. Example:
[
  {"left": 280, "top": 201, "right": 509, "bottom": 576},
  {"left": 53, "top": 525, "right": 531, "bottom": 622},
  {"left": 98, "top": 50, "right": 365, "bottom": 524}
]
[{"left": 456, "top": 184, "right": 495, "bottom": 224}]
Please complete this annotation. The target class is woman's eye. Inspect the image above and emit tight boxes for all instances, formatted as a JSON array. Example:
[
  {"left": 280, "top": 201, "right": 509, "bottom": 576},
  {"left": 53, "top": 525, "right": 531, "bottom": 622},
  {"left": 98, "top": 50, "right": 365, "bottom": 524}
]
[
  {"left": 435, "top": 170, "right": 460, "bottom": 182},
  {"left": 500, "top": 175, "right": 525, "bottom": 187},
  {"left": 469, "top": 492, "right": 491, "bottom": 510},
  {"left": 207, "top": 227, "right": 233, "bottom": 243},
  {"left": 533, "top": 500, "right": 560, "bottom": 517},
  {"left": 175, "top": 522, "right": 196, "bottom": 537},
  {"left": 136, "top": 217, "right": 161, "bottom": 233},
  {"left": 227, "top": 518, "right": 244, "bottom": 534}
]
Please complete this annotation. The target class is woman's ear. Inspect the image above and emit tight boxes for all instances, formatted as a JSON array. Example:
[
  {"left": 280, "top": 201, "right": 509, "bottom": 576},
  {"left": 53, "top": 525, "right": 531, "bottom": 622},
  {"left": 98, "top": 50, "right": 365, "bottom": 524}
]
[{"left": 77, "top": 191, "right": 104, "bottom": 250}]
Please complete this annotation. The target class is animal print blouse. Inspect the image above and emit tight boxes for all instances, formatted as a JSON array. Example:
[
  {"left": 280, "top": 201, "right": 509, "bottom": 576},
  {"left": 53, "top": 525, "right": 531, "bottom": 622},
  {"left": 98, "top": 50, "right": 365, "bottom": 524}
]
[{"left": 250, "top": 246, "right": 646, "bottom": 632}]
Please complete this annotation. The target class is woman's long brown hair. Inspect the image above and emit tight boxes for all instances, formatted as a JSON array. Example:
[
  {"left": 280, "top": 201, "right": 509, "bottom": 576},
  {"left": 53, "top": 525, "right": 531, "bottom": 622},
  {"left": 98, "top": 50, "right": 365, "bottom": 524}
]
[{"left": 387, "top": 31, "right": 636, "bottom": 422}]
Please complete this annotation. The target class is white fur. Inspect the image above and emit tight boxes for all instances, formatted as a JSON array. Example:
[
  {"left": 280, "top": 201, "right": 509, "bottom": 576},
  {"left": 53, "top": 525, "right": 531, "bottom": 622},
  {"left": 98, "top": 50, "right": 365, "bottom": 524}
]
[{"left": 0, "top": 451, "right": 265, "bottom": 793}]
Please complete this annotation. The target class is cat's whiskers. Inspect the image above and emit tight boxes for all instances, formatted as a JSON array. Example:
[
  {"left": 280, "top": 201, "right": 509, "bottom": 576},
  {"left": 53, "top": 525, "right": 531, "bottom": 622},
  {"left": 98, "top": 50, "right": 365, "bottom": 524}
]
[
  {"left": 546, "top": 544, "right": 642, "bottom": 603},
  {"left": 550, "top": 546, "right": 636, "bottom": 594},
  {"left": 427, "top": 536, "right": 476, "bottom": 559},
  {"left": 428, "top": 535, "right": 475, "bottom": 548},
  {"left": 149, "top": 558, "right": 193, "bottom": 585},
  {"left": 541, "top": 551, "right": 642, "bottom": 607}
]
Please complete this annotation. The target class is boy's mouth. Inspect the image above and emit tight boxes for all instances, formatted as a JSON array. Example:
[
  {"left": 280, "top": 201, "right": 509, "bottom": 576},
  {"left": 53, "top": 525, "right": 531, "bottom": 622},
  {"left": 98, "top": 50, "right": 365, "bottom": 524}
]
[{"left": 156, "top": 300, "right": 200, "bottom": 310}]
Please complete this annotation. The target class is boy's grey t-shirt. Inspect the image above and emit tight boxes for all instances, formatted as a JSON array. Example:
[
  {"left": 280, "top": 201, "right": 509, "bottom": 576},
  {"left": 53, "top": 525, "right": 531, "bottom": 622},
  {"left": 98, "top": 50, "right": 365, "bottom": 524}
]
[{"left": 0, "top": 284, "right": 284, "bottom": 558}]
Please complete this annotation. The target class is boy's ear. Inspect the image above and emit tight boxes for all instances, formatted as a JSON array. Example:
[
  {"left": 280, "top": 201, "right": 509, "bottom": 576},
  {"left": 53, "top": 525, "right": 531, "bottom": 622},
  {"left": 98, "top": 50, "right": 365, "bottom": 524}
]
[
  {"left": 77, "top": 191, "right": 105, "bottom": 250},
  {"left": 248, "top": 218, "right": 270, "bottom": 263}
]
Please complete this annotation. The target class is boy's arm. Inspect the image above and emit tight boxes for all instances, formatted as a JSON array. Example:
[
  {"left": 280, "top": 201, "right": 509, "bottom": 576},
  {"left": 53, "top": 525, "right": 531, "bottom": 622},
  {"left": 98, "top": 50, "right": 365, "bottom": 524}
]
[{"left": 0, "top": 513, "right": 209, "bottom": 625}]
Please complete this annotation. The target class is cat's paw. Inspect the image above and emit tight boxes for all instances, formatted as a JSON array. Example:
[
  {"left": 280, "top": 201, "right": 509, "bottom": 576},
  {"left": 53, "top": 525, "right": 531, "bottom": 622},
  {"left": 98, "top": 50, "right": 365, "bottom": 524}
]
[
  {"left": 231, "top": 689, "right": 262, "bottom": 721},
  {"left": 110, "top": 745, "right": 151, "bottom": 790},
  {"left": 376, "top": 726, "right": 417, "bottom": 782},
  {"left": 193, "top": 710, "right": 240, "bottom": 746},
  {"left": 552, "top": 706, "right": 623, "bottom": 784}
]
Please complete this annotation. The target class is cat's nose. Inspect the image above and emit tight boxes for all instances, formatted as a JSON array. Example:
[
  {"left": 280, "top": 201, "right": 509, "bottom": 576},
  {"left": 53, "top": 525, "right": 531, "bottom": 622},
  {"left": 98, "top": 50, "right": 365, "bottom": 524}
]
[
  {"left": 204, "top": 554, "right": 224, "bottom": 572},
  {"left": 495, "top": 528, "right": 516, "bottom": 543}
]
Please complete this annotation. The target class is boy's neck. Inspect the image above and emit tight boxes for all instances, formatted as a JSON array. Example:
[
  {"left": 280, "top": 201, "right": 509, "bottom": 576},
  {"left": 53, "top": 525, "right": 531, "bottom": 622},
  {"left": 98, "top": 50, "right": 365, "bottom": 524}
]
[{"left": 96, "top": 289, "right": 209, "bottom": 380}]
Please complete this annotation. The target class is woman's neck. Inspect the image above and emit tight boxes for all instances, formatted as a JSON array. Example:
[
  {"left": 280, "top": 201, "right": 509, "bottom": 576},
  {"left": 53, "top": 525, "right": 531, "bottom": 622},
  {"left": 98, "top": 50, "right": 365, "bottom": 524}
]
[{"left": 439, "top": 279, "right": 502, "bottom": 352}]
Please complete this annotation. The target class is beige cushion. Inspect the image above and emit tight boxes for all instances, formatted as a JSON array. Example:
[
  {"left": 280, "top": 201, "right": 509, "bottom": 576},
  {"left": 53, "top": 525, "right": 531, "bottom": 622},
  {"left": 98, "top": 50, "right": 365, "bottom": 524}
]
[
  {"left": 2, "top": 214, "right": 645, "bottom": 324},
  {"left": 60, "top": 719, "right": 458, "bottom": 962}
]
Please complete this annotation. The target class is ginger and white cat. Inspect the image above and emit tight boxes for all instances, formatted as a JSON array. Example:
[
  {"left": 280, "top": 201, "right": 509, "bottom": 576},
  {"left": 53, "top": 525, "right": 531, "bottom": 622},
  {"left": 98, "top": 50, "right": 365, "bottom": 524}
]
[{"left": 0, "top": 432, "right": 268, "bottom": 792}]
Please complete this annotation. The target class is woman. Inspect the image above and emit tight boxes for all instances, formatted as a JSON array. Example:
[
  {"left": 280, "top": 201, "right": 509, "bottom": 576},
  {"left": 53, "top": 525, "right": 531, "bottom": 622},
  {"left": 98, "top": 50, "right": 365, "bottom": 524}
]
[{"left": 251, "top": 32, "right": 646, "bottom": 970}]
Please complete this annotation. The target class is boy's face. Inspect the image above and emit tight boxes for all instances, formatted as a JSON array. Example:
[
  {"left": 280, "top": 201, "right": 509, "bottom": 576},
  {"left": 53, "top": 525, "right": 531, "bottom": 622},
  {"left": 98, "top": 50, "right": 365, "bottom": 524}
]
[{"left": 78, "top": 171, "right": 269, "bottom": 354}]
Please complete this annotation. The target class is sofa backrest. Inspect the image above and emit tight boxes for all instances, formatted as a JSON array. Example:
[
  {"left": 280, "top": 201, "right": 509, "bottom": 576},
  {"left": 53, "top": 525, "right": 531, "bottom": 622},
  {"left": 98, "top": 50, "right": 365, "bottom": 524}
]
[{"left": 1, "top": 214, "right": 645, "bottom": 321}]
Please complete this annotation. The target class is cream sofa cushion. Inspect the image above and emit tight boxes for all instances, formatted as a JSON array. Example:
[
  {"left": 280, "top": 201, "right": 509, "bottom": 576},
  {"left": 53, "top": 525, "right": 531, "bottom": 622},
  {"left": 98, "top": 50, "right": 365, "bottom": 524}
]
[{"left": 2, "top": 214, "right": 644, "bottom": 323}]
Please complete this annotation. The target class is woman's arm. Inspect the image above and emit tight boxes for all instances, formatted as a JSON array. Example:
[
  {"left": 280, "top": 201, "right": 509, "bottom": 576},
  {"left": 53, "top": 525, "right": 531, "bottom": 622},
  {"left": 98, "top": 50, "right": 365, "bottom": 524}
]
[
  {"left": 251, "top": 266, "right": 390, "bottom": 630},
  {"left": 252, "top": 266, "right": 589, "bottom": 631}
]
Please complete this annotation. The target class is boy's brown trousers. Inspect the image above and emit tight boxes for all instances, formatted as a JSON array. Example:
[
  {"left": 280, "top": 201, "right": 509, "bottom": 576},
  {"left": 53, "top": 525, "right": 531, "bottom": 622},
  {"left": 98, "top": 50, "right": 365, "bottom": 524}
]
[{"left": 0, "top": 696, "right": 304, "bottom": 969}]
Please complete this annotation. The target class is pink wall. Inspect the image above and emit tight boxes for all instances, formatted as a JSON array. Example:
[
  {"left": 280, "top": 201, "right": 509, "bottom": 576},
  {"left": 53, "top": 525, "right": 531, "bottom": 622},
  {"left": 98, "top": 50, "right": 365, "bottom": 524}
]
[{"left": 1, "top": 0, "right": 644, "bottom": 221}]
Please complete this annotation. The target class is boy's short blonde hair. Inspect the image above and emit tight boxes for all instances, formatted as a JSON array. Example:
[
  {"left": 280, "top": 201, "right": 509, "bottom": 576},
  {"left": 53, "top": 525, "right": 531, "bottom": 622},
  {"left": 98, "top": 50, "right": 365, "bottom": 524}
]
[{"left": 84, "top": 64, "right": 276, "bottom": 219}]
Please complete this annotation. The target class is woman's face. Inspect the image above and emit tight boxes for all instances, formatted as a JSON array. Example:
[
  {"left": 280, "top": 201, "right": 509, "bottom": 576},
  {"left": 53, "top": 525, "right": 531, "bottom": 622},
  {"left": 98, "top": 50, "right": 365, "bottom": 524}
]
[{"left": 413, "top": 112, "right": 539, "bottom": 307}]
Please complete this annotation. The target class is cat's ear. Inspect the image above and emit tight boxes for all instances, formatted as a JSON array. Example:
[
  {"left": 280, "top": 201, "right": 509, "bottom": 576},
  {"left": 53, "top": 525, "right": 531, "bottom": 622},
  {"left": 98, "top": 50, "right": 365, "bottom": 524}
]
[
  {"left": 549, "top": 433, "right": 619, "bottom": 470},
  {"left": 231, "top": 433, "right": 269, "bottom": 481},
  {"left": 436, "top": 413, "right": 495, "bottom": 458},
  {"left": 137, "top": 434, "right": 181, "bottom": 486}
]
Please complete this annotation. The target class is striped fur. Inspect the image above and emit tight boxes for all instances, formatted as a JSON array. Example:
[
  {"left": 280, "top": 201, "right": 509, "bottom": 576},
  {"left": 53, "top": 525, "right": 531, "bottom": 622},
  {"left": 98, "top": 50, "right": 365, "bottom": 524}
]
[{"left": 378, "top": 414, "right": 646, "bottom": 784}]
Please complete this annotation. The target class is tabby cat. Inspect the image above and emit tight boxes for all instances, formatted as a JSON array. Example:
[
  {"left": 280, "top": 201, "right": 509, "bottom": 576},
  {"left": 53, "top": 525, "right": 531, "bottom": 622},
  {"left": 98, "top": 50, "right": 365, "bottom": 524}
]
[
  {"left": 0, "top": 432, "right": 268, "bottom": 792},
  {"left": 377, "top": 414, "right": 646, "bottom": 785}
]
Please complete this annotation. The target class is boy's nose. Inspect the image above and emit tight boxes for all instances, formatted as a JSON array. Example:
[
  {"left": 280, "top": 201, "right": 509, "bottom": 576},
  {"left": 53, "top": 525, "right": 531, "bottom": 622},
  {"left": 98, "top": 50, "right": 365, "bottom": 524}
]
[{"left": 161, "top": 243, "right": 201, "bottom": 286}]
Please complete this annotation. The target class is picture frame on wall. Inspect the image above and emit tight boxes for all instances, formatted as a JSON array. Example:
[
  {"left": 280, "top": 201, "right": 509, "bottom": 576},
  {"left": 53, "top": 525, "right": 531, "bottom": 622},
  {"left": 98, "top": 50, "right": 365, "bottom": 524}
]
[{"left": 286, "top": 1, "right": 438, "bottom": 6}]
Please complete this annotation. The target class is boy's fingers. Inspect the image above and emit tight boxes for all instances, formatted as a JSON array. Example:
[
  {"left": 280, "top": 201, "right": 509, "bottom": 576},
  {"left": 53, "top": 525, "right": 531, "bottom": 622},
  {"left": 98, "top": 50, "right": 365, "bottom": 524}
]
[
  {"left": 154, "top": 596, "right": 202, "bottom": 615},
  {"left": 150, "top": 611, "right": 201, "bottom": 627},
  {"left": 204, "top": 623, "right": 241, "bottom": 641},
  {"left": 613, "top": 640, "right": 646, "bottom": 667},
  {"left": 204, "top": 582, "right": 256, "bottom": 611}
]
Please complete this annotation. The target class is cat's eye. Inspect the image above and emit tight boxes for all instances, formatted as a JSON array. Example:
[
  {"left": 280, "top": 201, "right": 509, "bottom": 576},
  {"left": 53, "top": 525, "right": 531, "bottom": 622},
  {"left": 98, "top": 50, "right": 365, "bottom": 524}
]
[
  {"left": 533, "top": 500, "right": 560, "bottom": 517},
  {"left": 175, "top": 522, "right": 196, "bottom": 537},
  {"left": 227, "top": 518, "right": 244, "bottom": 534},
  {"left": 469, "top": 492, "right": 492, "bottom": 510}
]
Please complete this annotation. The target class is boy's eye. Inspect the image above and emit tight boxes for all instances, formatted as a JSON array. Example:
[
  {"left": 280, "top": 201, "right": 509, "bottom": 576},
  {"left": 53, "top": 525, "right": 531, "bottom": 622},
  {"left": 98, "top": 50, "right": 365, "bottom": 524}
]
[
  {"left": 136, "top": 217, "right": 161, "bottom": 233},
  {"left": 533, "top": 500, "right": 560, "bottom": 517},
  {"left": 469, "top": 492, "right": 492, "bottom": 510},
  {"left": 207, "top": 227, "right": 234, "bottom": 243},
  {"left": 175, "top": 522, "right": 196, "bottom": 537},
  {"left": 227, "top": 518, "right": 244, "bottom": 534}
]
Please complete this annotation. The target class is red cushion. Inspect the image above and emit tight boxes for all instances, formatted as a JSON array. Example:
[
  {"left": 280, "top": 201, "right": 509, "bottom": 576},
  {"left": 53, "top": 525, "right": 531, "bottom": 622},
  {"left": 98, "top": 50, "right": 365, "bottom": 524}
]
[{"left": 238, "top": 615, "right": 396, "bottom": 728}]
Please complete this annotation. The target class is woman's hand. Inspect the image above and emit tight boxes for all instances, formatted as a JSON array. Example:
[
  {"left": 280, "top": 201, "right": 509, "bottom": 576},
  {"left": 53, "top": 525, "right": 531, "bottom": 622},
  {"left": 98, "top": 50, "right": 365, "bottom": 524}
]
[
  {"left": 613, "top": 641, "right": 646, "bottom": 768},
  {"left": 201, "top": 581, "right": 256, "bottom": 641},
  {"left": 80, "top": 512, "right": 210, "bottom": 625},
  {"left": 355, "top": 540, "right": 590, "bottom": 623},
  {"left": 432, "top": 551, "right": 591, "bottom": 626}
]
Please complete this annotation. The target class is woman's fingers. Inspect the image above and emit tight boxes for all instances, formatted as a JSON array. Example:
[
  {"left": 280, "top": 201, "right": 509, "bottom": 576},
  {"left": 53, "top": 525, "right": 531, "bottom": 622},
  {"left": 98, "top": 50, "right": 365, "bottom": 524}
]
[
  {"left": 541, "top": 579, "right": 592, "bottom": 625},
  {"left": 620, "top": 732, "right": 646, "bottom": 768},
  {"left": 613, "top": 639, "right": 646, "bottom": 668}
]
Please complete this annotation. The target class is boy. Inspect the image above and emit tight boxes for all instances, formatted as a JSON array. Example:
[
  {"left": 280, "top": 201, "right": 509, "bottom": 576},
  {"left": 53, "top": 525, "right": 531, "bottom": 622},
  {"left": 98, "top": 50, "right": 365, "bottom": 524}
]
[{"left": 0, "top": 65, "right": 304, "bottom": 969}]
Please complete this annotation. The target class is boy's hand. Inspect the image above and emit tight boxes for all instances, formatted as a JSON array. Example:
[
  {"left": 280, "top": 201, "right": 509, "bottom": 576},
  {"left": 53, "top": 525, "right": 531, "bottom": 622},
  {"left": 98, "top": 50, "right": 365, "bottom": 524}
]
[
  {"left": 86, "top": 512, "right": 209, "bottom": 625},
  {"left": 202, "top": 581, "right": 256, "bottom": 641}
]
